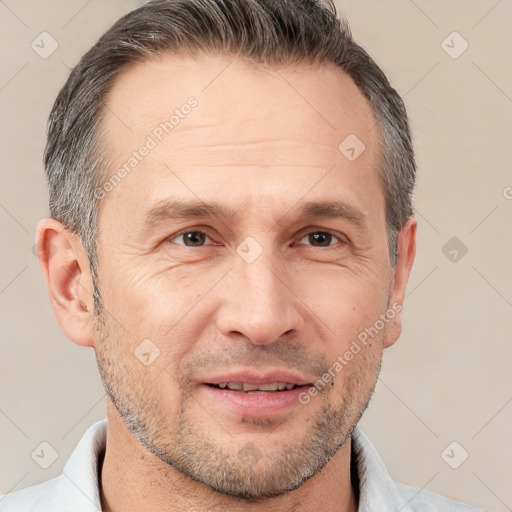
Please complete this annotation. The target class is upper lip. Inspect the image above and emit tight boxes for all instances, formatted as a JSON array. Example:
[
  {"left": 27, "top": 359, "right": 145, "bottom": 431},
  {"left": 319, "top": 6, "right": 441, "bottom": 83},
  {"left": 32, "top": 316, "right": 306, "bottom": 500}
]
[{"left": 200, "top": 369, "right": 314, "bottom": 386}]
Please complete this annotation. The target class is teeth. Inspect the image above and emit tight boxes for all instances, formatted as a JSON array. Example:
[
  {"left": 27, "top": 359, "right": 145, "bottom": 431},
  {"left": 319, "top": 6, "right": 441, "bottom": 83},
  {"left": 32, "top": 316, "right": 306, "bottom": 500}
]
[
  {"left": 215, "top": 382, "right": 298, "bottom": 392},
  {"left": 254, "top": 383, "right": 279, "bottom": 391},
  {"left": 242, "top": 383, "right": 260, "bottom": 391}
]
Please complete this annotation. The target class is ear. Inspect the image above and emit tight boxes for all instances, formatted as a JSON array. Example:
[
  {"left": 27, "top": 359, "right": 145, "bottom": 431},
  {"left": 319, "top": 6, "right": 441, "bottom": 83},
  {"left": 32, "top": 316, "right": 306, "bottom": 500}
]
[
  {"left": 35, "top": 218, "right": 96, "bottom": 348},
  {"left": 383, "top": 216, "right": 417, "bottom": 349}
]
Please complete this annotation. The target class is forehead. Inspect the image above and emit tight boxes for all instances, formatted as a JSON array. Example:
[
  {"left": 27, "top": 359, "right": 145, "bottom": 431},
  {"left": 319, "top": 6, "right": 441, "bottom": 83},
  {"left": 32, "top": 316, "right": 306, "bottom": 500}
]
[
  {"left": 103, "top": 52, "right": 377, "bottom": 145},
  {"left": 98, "top": 53, "right": 382, "bottom": 229}
]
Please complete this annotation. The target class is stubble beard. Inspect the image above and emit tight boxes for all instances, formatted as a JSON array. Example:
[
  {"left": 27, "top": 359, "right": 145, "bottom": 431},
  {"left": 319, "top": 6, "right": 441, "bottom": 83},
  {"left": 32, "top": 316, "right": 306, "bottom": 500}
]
[{"left": 93, "top": 305, "right": 383, "bottom": 501}]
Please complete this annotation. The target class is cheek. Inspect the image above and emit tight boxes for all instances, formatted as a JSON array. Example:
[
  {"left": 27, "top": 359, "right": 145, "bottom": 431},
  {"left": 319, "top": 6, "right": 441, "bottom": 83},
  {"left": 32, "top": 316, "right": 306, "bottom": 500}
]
[
  {"left": 297, "top": 266, "right": 389, "bottom": 341},
  {"left": 101, "top": 265, "right": 218, "bottom": 387},
  {"left": 102, "top": 259, "right": 206, "bottom": 334}
]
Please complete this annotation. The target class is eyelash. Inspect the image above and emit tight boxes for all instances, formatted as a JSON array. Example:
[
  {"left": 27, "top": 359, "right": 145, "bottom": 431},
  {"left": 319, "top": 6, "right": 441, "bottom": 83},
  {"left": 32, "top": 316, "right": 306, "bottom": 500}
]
[{"left": 166, "top": 228, "right": 346, "bottom": 249}]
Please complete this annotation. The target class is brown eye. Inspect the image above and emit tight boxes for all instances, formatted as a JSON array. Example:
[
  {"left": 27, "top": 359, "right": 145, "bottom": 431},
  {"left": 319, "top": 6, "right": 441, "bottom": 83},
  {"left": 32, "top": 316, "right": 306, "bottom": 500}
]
[
  {"left": 297, "top": 231, "right": 342, "bottom": 248},
  {"left": 170, "top": 231, "right": 210, "bottom": 247}
]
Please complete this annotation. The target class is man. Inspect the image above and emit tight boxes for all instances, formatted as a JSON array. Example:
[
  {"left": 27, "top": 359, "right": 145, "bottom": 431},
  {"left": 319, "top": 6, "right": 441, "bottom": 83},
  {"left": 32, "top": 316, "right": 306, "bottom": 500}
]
[{"left": 0, "top": 0, "right": 490, "bottom": 511}]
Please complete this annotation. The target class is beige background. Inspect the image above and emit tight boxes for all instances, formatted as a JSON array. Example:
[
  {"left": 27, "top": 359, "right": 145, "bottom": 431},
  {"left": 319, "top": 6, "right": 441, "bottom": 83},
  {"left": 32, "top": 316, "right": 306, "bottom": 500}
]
[{"left": 1, "top": 1, "right": 511, "bottom": 510}]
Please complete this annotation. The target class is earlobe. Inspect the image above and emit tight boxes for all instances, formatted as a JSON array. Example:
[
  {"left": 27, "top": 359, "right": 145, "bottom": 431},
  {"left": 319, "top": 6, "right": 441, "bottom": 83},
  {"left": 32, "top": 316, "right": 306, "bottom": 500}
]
[
  {"left": 35, "top": 218, "right": 96, "bottom": 348},
  {"left": 383, "top": 216, "right": 417, "bottom": 349}
]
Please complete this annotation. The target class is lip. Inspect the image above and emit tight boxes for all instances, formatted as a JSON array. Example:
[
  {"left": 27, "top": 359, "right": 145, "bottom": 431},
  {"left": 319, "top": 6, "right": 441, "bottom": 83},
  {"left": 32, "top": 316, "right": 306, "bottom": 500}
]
[
  {"left": 199, "top": 383, "right": 311, "bottom": 417},
  {"left": 200, "top": 369, "right": 315, "bottom": 387}
]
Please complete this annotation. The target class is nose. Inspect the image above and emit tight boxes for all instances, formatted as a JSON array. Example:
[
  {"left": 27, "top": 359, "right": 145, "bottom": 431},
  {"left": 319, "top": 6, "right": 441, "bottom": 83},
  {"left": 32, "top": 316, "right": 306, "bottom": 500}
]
[{"left": 215, "top": 252, "right": 304, "bottom": 346}]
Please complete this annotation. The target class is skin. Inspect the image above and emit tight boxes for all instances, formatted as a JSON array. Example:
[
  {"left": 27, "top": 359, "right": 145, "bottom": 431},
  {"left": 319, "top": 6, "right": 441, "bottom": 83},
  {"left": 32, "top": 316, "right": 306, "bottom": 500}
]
[{"left": 36, "top": 53, "right": 416, "bottom": 512}]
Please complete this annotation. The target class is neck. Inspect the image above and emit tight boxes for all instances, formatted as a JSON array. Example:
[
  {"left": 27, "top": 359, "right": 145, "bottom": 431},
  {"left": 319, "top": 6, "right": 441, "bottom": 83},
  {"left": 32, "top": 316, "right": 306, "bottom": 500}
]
[{"left": 99, "top": 402, "right": 359, "bottom": 512}]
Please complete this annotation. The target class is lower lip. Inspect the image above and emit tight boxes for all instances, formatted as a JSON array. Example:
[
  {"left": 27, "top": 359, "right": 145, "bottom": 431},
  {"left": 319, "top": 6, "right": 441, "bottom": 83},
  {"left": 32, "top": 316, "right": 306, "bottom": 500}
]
[{"left": 200, "top": 384, "right": 311, "bottom": 416}]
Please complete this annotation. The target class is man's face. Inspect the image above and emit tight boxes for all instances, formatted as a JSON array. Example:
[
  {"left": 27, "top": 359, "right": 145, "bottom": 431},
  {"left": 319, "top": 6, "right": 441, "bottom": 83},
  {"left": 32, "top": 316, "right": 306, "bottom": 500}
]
[{"left": 93, "top": 54, "right": 396, "bottom": 499}]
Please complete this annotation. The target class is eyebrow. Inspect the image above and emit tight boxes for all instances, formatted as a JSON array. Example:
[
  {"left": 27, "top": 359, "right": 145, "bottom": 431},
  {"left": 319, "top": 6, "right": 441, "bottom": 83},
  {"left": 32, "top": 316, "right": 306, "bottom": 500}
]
[{"left": 142, "top": 198, "right": 367, "bottom": 231}]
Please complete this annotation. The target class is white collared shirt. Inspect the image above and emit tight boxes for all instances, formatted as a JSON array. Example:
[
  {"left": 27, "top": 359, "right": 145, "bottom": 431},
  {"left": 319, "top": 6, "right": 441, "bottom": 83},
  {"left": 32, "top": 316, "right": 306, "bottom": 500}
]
[{"left": 0, "top": 420, "right": 490, "bottom": 511}]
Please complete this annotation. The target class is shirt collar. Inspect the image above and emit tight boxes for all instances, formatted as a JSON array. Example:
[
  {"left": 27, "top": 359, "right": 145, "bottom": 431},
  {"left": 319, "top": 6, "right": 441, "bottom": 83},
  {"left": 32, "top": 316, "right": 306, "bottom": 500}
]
[
  {"left": 54, "top": 419, "right": 107, "bottom": 511},
  {"left": 350, "top": 426, "right": 402, "bottom": 511}
]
